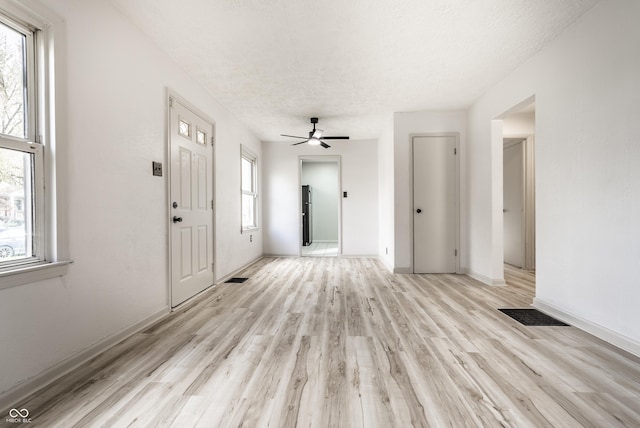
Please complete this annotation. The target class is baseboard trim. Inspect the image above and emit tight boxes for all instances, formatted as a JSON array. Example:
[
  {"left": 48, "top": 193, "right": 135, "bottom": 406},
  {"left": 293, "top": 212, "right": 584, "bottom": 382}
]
[
  {"left": 466, "top": 270, "right": 507, "bottom": 286},
  {"left": 0, "top": 305, "right": 170, "bottom": 412},
  {"left": 340, "top": 254, "right": 378, "bottom": 259},
  {"left": 393, "top": 267, "right": 412, "bottom": 274},
  {"left": 378, "top": 257, "right": 394, "bottom": 273},
  {"left": 262, "top": 254, "right": 298, "bottom": 258},
  {"left": 532, "top": 298, "right": 640, "bottom": 358}
]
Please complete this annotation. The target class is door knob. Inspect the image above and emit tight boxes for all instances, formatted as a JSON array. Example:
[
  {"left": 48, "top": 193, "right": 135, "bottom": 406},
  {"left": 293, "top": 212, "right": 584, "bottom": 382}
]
[
  {"left": 172, "top": 216, "right": 183, "bottom": 223},
  {"left": 416, "top": 209, "right": 422, "bottom": 213}
]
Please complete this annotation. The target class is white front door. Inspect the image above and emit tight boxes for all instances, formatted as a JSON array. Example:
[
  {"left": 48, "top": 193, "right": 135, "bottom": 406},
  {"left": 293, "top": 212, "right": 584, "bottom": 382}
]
[
  {"left": 413, "top": 135, "right": 458, "bottom": 273},
  {"left": 169, "top": 96, "right": 214, "bottom": 307}
]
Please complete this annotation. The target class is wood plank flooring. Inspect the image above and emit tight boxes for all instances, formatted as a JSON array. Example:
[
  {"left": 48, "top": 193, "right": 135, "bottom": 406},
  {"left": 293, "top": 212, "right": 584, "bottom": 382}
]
[{"left": 5, "top": 258, "right": 640, "bottom": 427}]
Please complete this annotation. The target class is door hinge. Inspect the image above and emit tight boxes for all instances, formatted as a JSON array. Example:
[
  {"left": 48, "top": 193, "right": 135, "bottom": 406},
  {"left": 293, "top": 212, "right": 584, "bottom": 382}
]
[
  {"left": 169, "top": 97, "right": 174, "bottom": 108},
  {"left": 211, "top": 137, "right": 215, "bottom": 146},
  {"left": 211, "top": 200, "right": 214, "bottom": 209},
  {"left": 455, "top": 249, "right": 458, "bottom": 256},
  {"left": 454, "top": 148, "right": 457, "bottom": 155}
]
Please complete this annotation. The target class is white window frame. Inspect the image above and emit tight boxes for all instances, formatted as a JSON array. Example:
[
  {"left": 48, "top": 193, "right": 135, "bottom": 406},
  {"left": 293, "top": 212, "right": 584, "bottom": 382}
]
[
  {"left": 241, "top": 145, "right": 258, "bottom": 232},
  {"left": 0, "top": 3, "right": 69, "bottom": 290}
]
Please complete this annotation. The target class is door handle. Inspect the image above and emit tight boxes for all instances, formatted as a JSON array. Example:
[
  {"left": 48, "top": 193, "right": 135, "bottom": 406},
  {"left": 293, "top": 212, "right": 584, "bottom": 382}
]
[
  {"left": 172, "top": 216, "right": 183, "bottom": 223},
  {"left": 416, "top": 209, "right": 422, "bottom": 213}
]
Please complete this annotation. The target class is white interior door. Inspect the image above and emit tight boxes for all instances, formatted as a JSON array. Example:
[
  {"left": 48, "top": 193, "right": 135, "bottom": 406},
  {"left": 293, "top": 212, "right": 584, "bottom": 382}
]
[
  {"left": 169, "top": 97, "right": 214, "bottom": 307},
  {"left": 503, "top": 140, "right": 524, "bottom": 268},
  {"left": 413, "top": 135, "right": 458, "bottom": 273}
]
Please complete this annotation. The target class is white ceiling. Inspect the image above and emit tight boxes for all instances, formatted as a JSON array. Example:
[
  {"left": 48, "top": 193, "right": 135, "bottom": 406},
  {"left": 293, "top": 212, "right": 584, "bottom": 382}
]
[{"left": 111, "top": 0, "right": 598, "bottom": 141}]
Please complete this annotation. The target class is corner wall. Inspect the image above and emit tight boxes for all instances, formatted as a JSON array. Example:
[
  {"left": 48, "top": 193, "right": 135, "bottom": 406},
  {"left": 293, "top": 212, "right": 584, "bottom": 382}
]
[
  {"left": 393, "top": 111, "right": 467, "bottom": 273},
  {"left": 0, "top": 0, "right": 262, "bottom": 404},
  {"left": 263, "top": 140, "right": 378, "bottom": 257},
  {"left": 377, "top": 116, "right": 395, "bottom": 271},
  {"left": 467, "top": 0, "right": 640, "bottom": 352}
]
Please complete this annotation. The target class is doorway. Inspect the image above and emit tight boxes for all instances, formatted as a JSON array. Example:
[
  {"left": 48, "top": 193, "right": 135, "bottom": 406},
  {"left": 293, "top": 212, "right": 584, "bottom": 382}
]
[
  {"left": 412, "top": 134, "right": 459, "bottom": 273},
  {"left": 299, "top": 157, "right": 341, "bottom": 257},
  {"left": 502, "top": 102, "right": 536, "bottom": 272},
  {"left": 503, "top": 138, "right": 525, "bottom": 267},
  {"left": 168, "top": 93, "right": 215, "bottom": 308}
]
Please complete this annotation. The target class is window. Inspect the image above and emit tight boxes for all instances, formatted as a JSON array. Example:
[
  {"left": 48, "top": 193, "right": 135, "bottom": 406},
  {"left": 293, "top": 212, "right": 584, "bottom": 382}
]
[
  {"left": 241, "top": 146, "right": 258, "bottom": 231},
  {"left": 0, "top": 14, "right": 40, "bottom": 265},
  {"left": 0, "top": 6, "right": 68, "bottom": 288}
]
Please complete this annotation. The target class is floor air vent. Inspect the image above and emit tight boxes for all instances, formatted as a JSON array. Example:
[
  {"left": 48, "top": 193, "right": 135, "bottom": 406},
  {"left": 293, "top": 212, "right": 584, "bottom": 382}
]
[
  {"left": 225, "top": 277, "right": 249, "bottom": 284},
  {"left": 499, "top": 308, "right": 569, "bottom": 326}
]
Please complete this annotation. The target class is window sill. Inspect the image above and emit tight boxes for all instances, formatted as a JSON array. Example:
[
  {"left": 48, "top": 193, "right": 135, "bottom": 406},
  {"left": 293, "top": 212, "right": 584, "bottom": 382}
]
[
  {"left": 241, "top": 227, "right": 259, "bottom": 234},
  {"left": 0, "top": 260, "right": 72, "bottom": 291}
]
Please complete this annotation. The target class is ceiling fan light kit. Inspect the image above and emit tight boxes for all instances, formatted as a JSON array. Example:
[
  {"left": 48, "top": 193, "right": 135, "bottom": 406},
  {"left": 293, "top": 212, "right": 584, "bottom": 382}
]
[{"left": 281, "top": 117, "right": 350, "bottom": 149}]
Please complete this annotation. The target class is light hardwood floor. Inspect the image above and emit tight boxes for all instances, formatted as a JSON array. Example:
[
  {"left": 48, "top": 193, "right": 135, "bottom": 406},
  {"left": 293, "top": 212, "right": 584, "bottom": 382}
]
[{"left": 5, "top": 258, "right": 640, "bottom": 427}]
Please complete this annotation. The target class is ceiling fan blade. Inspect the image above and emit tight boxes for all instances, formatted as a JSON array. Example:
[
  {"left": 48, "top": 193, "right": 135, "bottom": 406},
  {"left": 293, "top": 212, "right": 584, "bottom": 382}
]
[
  {"left": 320, "top": 141, "right": 331, "bottom": 149},
  {"left": 281, "top": 134, "right": 308, "bottom": 139},
  {"left": 321, "top": 136, "right": 350, "bottom": 140},
  {"left": 292, "top": 140, "right": 309, "bottom": 145}
]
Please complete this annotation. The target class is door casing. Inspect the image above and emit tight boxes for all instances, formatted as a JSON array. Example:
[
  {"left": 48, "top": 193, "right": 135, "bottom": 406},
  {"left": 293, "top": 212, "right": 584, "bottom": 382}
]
[
  {"left": 410, "top": 133, "right": 460, "bottom": 274},
  {"left": 503, "top": 134, "right": 535, "bottom": 271},
  {"left": 298, "top": 155, "right": 342, "bottom": 257},
  {"left": 503, "top": 139, "right": 525, "bottom": 268},
  {"left": 166, "top": 90, "right": 216, "bottom": 308}
]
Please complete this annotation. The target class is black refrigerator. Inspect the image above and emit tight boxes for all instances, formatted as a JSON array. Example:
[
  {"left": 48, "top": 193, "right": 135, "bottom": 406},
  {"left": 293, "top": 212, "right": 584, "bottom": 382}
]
[{"left": 302, "top": 185, "right": 312, "bottom": 246}]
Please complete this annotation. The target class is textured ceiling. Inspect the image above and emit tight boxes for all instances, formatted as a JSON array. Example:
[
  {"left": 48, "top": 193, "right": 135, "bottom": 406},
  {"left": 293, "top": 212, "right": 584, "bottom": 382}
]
[{"left": 111, "top": 0, "right": 598, "bottom": 141}]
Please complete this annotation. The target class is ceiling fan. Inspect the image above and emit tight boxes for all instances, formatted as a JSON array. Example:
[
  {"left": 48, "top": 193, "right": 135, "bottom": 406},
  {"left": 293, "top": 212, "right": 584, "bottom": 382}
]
[{"left": 281, "top": 117, "right": 350, "bottom": 148}]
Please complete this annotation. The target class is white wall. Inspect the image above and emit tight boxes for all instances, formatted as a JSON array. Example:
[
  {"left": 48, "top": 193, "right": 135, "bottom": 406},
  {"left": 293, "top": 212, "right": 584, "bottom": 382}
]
[
  {"left": 263, "top": 140, "right": 378, "bottom": 256},
  {"left": 377, "top": 116, "right": 395, "bottom": 271},
  {"left": 393, "top": 111, "right": 467, "bottom": 273},
  {"left": 503, "top": 112, "right": 535, "bottom": 135},
  {"left": 467, "top": 0, "right": 640, "bottom": 351},
  {"left": 0, "top": 0, "right": 262, "bottom": 403},
  {"left": 301, "top": 162, "right": 339, "bottom": 242}
]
